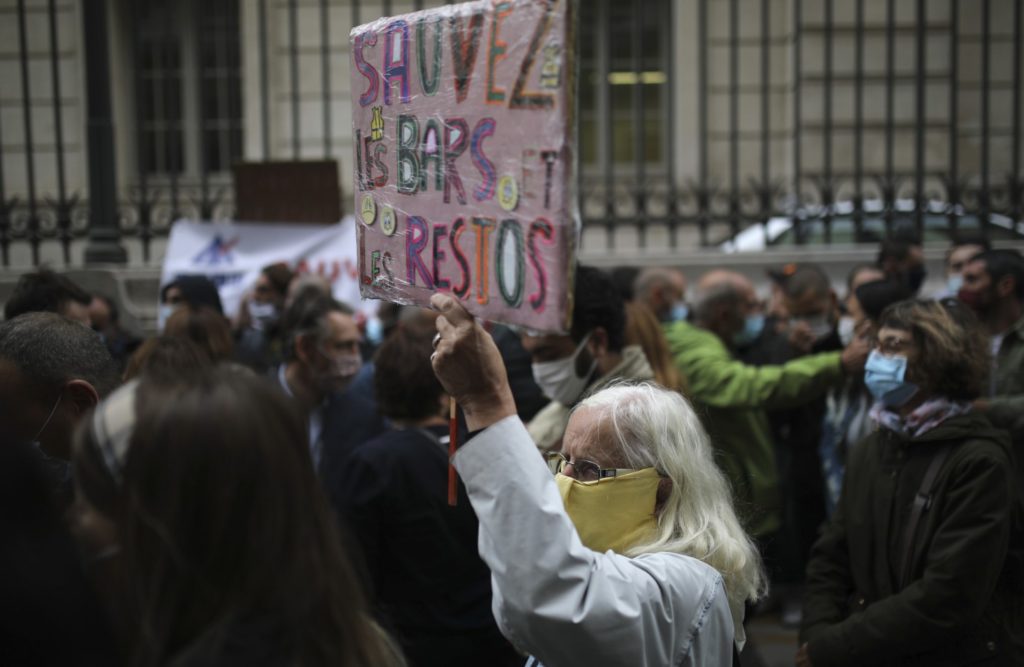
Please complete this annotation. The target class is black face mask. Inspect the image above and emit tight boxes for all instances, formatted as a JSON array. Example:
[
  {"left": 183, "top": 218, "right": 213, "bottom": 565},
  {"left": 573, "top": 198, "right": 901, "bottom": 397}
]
[{"left": 906, "top": 265, "right": 927, "bottom": 293}]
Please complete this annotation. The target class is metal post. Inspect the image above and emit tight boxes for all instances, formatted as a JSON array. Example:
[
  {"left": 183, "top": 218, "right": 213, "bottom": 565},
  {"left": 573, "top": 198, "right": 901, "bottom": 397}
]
[
  {"left": 914, "top": 0, "right": 926, "bottom": 236},
  {"left": 729, "top": 0, "right": 740, "bottom": 238},
  {"left": 792, "top": 0, "right": 802, "bottom": 238},
  {"left": 982, "top": 0, "right": 991, "bottom": 231},
  {"left": 1013, "top": 0, "right": 1021, "bottom": 223},
  {"left": 48, "top": 0, "right": 71, "bottom": 264},
  {"left": 823, "top": 0, "right": 833, "bottom": 244},
  {"left": 761, "top": 0, "right": 771, "bottom": 230},
  {"left": 665, "top": 0, "right": 677, "bottom": 248},
  {"left": 948, "top": 0, "right": 959, "bottom": 233},
  {"left": 321, "top": 0, "right": 331, "bottom": 157},
  {"left": 260, "top": 0, "right": 270, "bottom": 159},
  {"left": 82, "top": 0, "right": 127, "bottom": 265},
  {"left": 884, "top": 0, "right": 895, "bottom": 234},
  {"left": 17, "top": 0, "right": 39, "bottom": 265},
  {"left": 698, "top": 0, "right": 709, "bottom": 246},
  {"left": 854, "top": 0, "right": 864, "bottom": 240},
  {"left": 632, "top": 0, "right": 646, "bottom": 248},
  {"left": 289, "top": 0, "right": 300, "bottom": 158}
]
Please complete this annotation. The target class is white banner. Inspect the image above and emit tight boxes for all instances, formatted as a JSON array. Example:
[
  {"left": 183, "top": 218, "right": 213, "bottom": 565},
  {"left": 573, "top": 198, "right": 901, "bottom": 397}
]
[{"left": 160, "top": 216, "right": 377, "bottom": 320}]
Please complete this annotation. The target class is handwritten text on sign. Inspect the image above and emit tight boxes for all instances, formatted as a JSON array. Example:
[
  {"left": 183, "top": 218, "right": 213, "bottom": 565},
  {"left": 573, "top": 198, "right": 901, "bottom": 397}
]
[{"left": 350, "top": 0, "right": 577, "bottom": 333}]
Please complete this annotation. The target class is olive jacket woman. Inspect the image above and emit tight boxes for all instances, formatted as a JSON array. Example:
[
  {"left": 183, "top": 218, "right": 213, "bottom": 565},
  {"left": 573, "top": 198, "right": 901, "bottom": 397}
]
[{"left": 800, "top": 411, "right": 1023, "bottom": 666}]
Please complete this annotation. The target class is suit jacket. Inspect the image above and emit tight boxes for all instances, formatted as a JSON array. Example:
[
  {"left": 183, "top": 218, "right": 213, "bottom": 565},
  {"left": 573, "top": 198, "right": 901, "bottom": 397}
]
[{"left": 319, "top": 389, "right": 387, "bottom": 507}]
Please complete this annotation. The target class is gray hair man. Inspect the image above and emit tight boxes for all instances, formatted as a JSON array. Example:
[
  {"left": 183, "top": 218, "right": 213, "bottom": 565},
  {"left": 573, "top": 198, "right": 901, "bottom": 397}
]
[
  {"left": 633, "top": 267, "right": 688, "bottom": 323},
  {"left": 0, "top": 312, "right": 119, "bottom": 502},
  {"left": 666, "top": 270, "right": 868, "bottom": 539}
]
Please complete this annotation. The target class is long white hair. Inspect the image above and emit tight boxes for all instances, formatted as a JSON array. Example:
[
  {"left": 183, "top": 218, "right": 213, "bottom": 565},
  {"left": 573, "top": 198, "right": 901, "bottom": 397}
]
[{"left": 575, "top": 382, "right": 767, "bottom": 607}]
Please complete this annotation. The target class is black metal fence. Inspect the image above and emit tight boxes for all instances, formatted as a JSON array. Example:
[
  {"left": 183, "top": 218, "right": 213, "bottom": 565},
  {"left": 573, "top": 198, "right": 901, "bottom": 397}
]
[{"left": 0, "top": 0, "right": 1021, "bottom": 268}]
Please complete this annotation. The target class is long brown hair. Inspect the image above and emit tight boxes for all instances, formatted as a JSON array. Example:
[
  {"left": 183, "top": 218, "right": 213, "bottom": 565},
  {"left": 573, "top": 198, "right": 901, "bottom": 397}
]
[
  {"left": 625, "top": 301, "right": 689, "bottom": 396},
  {"left": 74, "top": 368, "right": 401, "bottom": 666},
  {"left": 163, "top": 305, "right": 234, "bottom": 363}
]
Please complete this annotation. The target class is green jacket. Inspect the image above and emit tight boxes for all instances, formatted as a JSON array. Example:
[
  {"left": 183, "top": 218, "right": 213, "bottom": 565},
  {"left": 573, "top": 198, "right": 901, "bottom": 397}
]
[
  {"left": 800, "top": 412, "right": 1023, "bottom": 667},
  {"left": 988, "top": 313, "right": 1024, "bottom": 442},
  {"left": 665, "top": 321, "right": 844, "bottom": 537}
]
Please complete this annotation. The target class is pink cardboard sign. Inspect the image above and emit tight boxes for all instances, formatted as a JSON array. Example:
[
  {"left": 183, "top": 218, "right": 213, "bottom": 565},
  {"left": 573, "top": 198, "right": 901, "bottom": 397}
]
[{"left": 350, "top": 0, "right": 578, "bottom": 333}]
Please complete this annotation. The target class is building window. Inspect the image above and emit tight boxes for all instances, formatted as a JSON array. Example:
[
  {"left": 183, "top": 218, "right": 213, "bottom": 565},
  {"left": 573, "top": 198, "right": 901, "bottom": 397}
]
[
  {"left": 134, "top": 0, "right": 242, "bottom": 177},
  {"left": 199, "top": 0, "right": 243, "bottom": 173},
  {"left": 578, "top": 0, "right": 670, "bottom": 171}
]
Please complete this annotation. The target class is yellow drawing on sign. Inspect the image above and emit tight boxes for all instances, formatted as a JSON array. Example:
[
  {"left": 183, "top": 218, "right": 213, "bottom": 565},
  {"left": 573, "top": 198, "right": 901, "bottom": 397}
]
[
  {"left": 380, "top": 205, "right": 397, "bottom": 236},
  {"left": 497, "top": 175, "right": 519, "bottom": 212},
  {"left": 370, "top": 106, "right": 385, "bottom": 141},
  {"left": 360, "top": 194, "right": 377, "bottom": 225}
]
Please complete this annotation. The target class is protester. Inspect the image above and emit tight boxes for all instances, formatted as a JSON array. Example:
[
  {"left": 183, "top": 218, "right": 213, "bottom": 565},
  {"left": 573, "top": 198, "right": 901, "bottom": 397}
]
[
  {"left": 522, "top": 265, "right": 654, "bottom": 451},
  {"left": 665, "top": 270, "right": 869, "bottom": 540},
  {"left": 70, "top": 367, "right": 403, "bottom": 666},
  {"left": 430, "top": 293, "right": 754, "bottom": 666},
  {"left": 163, "top": 305, "right": 236, "bottom": 364},
  {"left": 0, "top": 312, "right": 120, "bottom": 504},
  {"left": 285, "top": 272, "right": 332, "bottom": 309},
  {"left": 939, "top": 234, "right": 990, "bottom": 298},
  {"left": 88, "top": 293, "right": 142, "bottom": 369},
  {"left": 835, "top": 264, "right": 886, "bottom": 345},
  {"left": 819, "top": 278, "right": 913, "bottom": 515},
  {"left": 877, "top": 234, "right": 926, "bottom": 294},
  {"left": 958, "top": 249, "right": 1024, "bottom": 441},
  {"left": 610, "top": 265, "right": 640, "bottom": 302},
  {"left": 0, "top": 438, "right": 119, "bottom": 666},
  {"left": 800, "top": 299, "right": 1023, "bottom": 666},
  {"left": 625, "top": 300, "right": 687, "bottom": 394},
  {"left": 277, "top": 295, "right": 385, "bottom": 503},
  {"left": 122, "top": 336, "right": 211, "bottom": 382},
  {"left": 158, "top": 274, "right": 223, "bottom": 330},
  {"left": 334, "top": 324, "right": 520, "bottom": 666},
  {"left": 742, "top": 264, "right": 845, "bottom": 627},
  {"left": 234, "top": 262, "right": 294, "bottom": 373},
  {"left": 3, "top": 268, "right": 92, "bottom": 325},
  {"left": 633, "top": 267, "right": 688, "bottom": 323}
]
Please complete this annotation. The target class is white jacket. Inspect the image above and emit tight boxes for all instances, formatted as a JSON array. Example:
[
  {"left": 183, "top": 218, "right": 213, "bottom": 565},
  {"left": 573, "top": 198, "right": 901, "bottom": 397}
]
[{"left": 453, "top": 416, "right": 735, "bottom": 667}]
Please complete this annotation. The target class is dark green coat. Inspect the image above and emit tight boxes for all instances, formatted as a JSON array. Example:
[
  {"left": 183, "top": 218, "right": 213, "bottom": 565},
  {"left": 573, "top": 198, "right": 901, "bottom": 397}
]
[{"left": 800, "top": 412, "right": 1023, "bottom": 666}]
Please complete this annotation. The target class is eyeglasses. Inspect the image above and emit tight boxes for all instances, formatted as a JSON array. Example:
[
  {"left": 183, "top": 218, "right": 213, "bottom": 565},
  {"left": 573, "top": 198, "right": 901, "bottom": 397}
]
[{"left": 546, "top": 452, "right": 638, "bottom": 483}]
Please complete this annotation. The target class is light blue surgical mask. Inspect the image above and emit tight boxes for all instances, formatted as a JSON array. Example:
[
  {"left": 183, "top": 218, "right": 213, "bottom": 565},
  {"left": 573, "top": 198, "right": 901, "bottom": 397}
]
[
  {"left": 864, "top": 350, "right": 919, "bottom": 407},
  {"left": 733, "top": 314, "right": 765, "bottom": 347},
  {"left": 157, "top": 304, "right": 176, "bottom": 332},
  {"left": 365, "top": 317, "right": 384, "bottom": 346},
  {"left": 669, "top": 302, "right": 690, "bottom": 323},
  {"left": 946, "top": 274, "right": 964, "bottom": 295}
]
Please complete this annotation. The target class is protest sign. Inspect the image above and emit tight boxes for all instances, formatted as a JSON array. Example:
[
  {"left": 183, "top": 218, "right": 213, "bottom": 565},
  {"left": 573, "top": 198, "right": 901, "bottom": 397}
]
[
  {"left": 160, "top": 217, "right": 373, "bottom": 323},
  {"left": 350, "top": 0, "right": 578, "bottom": 333}
]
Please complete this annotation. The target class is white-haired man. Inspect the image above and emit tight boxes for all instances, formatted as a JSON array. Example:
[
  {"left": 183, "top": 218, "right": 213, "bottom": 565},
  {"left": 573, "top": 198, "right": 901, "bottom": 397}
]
[{"left": 430, "top": 293, "right": 764, "bottom": 667}]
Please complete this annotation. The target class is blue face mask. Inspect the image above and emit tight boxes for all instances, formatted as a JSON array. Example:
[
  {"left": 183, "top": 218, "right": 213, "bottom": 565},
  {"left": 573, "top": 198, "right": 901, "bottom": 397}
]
[
  {"left": 365, "top": 317, "right": 384, "bottom": 346},
  {"left": 733, "top": 314, "right": 765, "bottom": 347},
  {"left": 669, "top": 302, "right": 689, "bottom": 323},
  {"left": 864, "top": 350, "right": 919, "bottom": 407},
  {"left": 946, "top": 274, "right": 964, "bottom": 295}
]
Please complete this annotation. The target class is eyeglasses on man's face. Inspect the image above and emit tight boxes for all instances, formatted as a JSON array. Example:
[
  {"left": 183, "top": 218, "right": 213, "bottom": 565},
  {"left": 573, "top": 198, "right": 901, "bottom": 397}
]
[{"left": 546, "top": 451, "right": 638, "bottom": 483}]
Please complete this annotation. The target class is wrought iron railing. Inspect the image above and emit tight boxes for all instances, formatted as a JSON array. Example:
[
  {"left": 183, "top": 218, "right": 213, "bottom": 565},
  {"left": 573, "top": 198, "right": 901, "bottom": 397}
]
[{"left": 0, "top": 0, "right": 1021, "bottom": 268}]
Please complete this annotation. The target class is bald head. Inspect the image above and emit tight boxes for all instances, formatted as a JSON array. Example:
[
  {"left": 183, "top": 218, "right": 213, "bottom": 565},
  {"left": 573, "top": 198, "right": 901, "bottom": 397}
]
[
  {"left": 692, "top": 270, "right": 760, "bottom": 346},
  {"left": 633, "top": 268, "right": 687, "bottom": 322}
]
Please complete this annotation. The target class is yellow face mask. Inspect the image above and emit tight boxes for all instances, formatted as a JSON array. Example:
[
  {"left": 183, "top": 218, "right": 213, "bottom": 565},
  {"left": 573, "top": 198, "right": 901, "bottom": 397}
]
[{"left": 555, "top": 468, "right": 661, "bottom": 554}]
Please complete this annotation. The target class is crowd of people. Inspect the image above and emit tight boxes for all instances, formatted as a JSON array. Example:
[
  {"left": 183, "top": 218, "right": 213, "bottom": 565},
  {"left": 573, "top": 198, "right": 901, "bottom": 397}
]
[{"left": 1, "top": 232, "right": 1022, "bottom": 666}]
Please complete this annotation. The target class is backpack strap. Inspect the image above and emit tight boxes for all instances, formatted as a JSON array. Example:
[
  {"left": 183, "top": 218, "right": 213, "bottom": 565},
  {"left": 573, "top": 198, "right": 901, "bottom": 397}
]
[{"left": 899, "top": 443, "right": 954, "bottom": 588}]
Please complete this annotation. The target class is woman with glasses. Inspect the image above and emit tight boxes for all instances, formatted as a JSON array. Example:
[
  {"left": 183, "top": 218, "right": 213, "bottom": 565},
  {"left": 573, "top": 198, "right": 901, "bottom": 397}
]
[
  {"left": 799, "top": 299, "right": 1023, "bottom": 667},
  {"left": 429, "top": 293, "right": 764, "bottom": 667}
]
